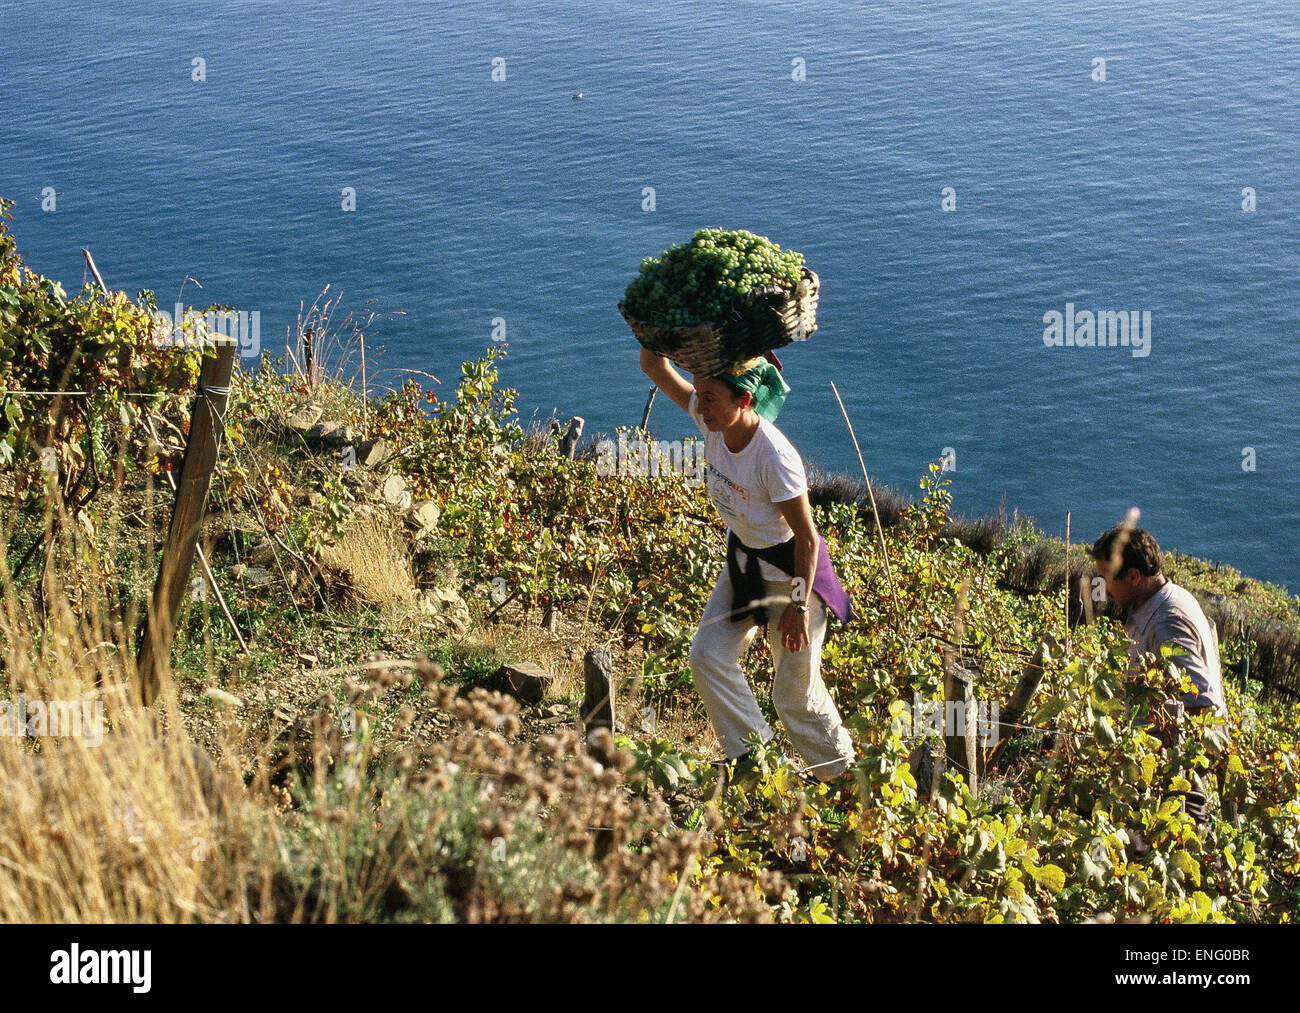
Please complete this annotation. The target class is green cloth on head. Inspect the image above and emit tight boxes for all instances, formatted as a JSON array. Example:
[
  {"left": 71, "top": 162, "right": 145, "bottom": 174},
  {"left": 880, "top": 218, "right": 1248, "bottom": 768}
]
[{"left": 714, "top": 360, "right": 790, "bottom": 423}]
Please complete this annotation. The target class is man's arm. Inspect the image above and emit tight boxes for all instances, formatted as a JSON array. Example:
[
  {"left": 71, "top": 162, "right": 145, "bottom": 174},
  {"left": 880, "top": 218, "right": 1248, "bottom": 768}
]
[
  {"left": 639, "top": 348, "right": 694, "bottom": 414},
  {"left": 1149, "top": 613, "right": 1220, "bottom": 711}
]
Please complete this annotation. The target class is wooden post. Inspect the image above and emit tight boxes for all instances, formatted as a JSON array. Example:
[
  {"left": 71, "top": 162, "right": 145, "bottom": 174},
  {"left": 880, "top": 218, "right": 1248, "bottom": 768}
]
[
  {"left": 137, "top": 336, "right": 238, "bottom": 704},
  {"left": 1064, "top": 512, "right": 1071, "bottom": 656},
  {"left": 986, "top": 635, "right": 1056, "bottom": 771},
  {"left": 940, "top": 579, "right": 978, "bottom": 791},
  {"left": 942, "top": 659, "right": 979, "bottom": 794},
  {"left": 1078, "top": 572, "right": 1095, "bottom": 626},
  {"left": 139, "top": 412, "right": 248, "bottom": 655},
  {"left": 1239, "top": 618, "right": 1250, "bottom": 692},
  {"left": 581, "top": 648, "right": 617, "bottom": 861},
  {"left": 580, "top": 649, "right": 615, "bottom": 746},
  {"left": 640, "top": 385, "right": 656, "bottom": 430},
  {"left": 360, "top": 329, "right": 368, "bottom": 437}
]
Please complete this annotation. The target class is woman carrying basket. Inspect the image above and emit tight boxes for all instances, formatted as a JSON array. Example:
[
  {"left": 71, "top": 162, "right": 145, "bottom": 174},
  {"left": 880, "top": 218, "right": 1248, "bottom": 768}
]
[{"left": 638, "top": 346, "right": 857, "bottom": 786}]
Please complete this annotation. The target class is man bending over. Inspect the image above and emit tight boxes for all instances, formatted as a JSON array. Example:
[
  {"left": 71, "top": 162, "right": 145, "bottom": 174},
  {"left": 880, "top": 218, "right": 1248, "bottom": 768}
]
[{"left": 1092, "top": 525, "right": 1226, "bottom": 828}]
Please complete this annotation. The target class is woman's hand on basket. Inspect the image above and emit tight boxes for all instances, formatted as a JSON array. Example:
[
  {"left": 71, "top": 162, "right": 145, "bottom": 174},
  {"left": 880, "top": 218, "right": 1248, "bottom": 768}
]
[{"left": 778, "top": 603, "right": 810, "bottom": 653}]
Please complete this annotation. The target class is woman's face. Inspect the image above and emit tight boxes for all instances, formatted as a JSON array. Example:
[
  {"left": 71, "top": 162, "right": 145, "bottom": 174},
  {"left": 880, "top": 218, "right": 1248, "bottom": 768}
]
[{"left": 694, "top": 377, "right": 750, "bottom": 431}]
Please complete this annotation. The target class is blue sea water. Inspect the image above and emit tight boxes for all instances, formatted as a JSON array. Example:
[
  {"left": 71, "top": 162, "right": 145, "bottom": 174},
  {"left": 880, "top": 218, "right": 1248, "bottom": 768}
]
[{"left": 3, "top": 1, "right": 1298, "bottom": 590}]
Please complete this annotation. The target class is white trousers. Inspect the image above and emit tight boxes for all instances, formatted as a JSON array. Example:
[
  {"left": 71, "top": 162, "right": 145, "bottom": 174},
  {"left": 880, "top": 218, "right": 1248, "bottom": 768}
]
[{"left": 688, "top": 565, "right": 855, "bottom": 780}]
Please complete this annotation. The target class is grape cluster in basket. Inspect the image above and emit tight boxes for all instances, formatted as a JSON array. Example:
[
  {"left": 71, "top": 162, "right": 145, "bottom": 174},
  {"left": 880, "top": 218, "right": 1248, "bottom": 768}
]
[{"left": 622, "top": 228, "right": 806, "bottom": 329}]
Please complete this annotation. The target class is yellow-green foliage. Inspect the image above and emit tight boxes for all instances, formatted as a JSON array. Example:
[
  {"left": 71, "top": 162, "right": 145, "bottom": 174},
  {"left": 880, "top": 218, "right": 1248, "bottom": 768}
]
[{"left": 390, "top": 351, "right": 1300, "bottom": 923}]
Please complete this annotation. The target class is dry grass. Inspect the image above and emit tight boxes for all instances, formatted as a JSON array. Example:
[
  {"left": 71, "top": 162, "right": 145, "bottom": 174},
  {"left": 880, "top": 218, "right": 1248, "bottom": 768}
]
[
  {"left": 0, "top": 704, "right": 251, "bottom": 922},
  {"left": 319, "top": 511, "right": 415, "bottom": 607},
  {"left": 517, "top": 417, "right": 560, "bottom": 459},
  {"left": 0, "top": 540, "right": 259, "bottom": 921},
  {"left": 0, "top": 552, "right": 777, "bottom": 922},
  {"left": 284, "top": 286, "right": 427, "bottom": 433},
  {"left": 650, "top": 696, "right": 718, "bottom": 754}
]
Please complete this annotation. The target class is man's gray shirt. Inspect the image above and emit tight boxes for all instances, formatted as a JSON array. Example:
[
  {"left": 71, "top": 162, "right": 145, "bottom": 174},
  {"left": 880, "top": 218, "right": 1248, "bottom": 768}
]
[{"left": 1125, "top": 581, "right": 1226, "bottom": 716}]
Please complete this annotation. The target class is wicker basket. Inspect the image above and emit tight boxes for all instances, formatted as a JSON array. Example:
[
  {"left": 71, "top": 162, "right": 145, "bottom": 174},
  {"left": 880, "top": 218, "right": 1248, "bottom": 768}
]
[{"left": 620, "top": 268, "right": 819, "bottom": 376}]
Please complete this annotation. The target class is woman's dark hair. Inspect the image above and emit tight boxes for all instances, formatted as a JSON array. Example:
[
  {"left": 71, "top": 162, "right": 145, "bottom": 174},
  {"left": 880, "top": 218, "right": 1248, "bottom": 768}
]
[
  {"left": 699, "top": 374, "right": 751, "bottom": 405},
  {"left": 1091, "top": 526, "right": 1162, "bottom": 577}
]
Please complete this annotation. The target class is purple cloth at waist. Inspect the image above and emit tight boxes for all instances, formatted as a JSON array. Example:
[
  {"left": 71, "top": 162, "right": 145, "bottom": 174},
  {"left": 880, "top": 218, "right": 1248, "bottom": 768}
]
[{"left": 725, "top": 530, "right": 856, "bottom": 628}]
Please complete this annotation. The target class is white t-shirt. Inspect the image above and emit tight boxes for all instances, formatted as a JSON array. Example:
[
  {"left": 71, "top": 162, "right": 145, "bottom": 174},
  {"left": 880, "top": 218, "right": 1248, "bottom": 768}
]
[{"left": 688, "top": 389, "right": 808, "bottom": 581}]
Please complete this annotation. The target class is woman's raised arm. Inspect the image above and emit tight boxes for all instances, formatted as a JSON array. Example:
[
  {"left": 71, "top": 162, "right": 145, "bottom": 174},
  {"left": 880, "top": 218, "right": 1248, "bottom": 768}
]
[{"left": 639, "top": 347, "right": 695, "bottom": 414}]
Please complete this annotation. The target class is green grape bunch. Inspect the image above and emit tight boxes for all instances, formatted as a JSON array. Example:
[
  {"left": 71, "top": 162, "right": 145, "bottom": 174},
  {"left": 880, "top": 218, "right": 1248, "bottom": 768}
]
[{"left": 622, "top": 228, "right": 806, "bottom": 329}]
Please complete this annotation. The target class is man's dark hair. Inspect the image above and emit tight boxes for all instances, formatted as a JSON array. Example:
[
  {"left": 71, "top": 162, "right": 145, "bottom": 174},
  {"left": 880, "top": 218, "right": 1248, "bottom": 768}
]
[{"left": 1091, "top": 526, "right": 1162, "bottom": 578}]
